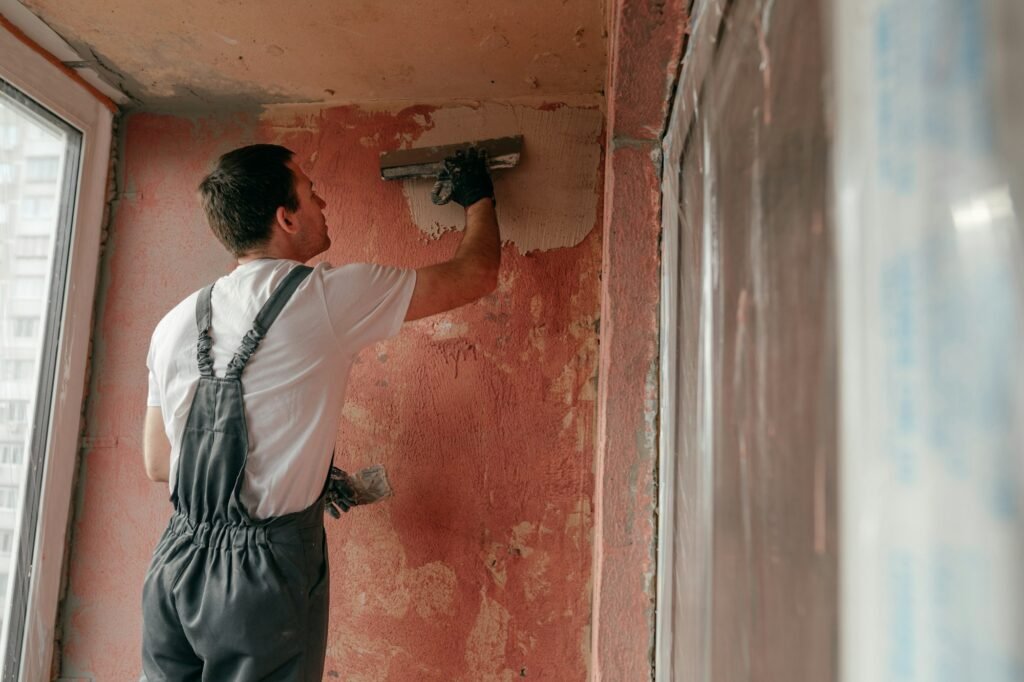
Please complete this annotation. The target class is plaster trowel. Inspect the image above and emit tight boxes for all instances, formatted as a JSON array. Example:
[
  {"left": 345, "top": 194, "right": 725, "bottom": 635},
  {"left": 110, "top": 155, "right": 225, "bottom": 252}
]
[{"left": 379, "top": 135, "right": 523, "bottom": 204}]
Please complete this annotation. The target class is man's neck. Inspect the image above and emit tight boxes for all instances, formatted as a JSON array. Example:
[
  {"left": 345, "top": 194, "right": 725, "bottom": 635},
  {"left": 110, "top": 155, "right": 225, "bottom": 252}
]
[
  {"left": 236, "top": 253, "right": 276, "bottom": 266},
  {"left": 237, "top": 245, "right": 298, "bottom": 265}
]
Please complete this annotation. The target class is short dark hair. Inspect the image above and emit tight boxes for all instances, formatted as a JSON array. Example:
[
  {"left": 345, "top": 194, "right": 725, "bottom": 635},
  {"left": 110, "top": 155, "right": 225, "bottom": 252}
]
[{"left": 198, "top": 144, "right": 299, "bottom": 256}]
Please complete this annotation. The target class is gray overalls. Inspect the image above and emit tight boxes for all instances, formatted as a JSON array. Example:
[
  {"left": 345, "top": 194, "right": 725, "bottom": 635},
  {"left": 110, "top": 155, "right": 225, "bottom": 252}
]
[{"left": 142, "top": 266, "right": 330, "bottom": 681}]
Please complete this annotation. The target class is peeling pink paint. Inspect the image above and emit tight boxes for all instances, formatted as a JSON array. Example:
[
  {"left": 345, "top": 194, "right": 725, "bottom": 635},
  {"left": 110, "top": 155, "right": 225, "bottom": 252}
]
[{"left": 59, "top": 104, "right": 601, "bottom": 681}]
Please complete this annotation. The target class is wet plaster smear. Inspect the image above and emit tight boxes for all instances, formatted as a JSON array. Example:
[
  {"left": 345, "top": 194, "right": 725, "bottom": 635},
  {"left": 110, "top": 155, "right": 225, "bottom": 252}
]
[
  {"left": 394, "top": 103, "right": 604, "bottom": 253},
  {"left": 59, "top": 101, "right": 601, "bottom": 681}
]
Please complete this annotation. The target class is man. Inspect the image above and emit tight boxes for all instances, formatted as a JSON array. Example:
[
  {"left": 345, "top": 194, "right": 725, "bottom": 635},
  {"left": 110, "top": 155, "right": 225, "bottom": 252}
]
[{"left": 141, "top": 144, "right": 498, "bottom": 680}]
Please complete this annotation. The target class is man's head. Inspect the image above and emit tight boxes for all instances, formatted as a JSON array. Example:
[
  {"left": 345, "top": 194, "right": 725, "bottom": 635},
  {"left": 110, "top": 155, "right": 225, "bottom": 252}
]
[{"left": 199, "top": 144, "right": 329, "bottom": 260}]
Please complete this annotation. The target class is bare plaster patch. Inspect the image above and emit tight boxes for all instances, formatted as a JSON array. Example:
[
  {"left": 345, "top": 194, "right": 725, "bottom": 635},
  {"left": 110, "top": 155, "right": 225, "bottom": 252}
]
[
  {"left": 407, "top": 561, "right": 457, "bottom": 619},
  {"left": 400, "top": 103, "right": 603, "bottom": 254},
  {"left": 465, "top": 589, "right": 515, "bottom": 681}
]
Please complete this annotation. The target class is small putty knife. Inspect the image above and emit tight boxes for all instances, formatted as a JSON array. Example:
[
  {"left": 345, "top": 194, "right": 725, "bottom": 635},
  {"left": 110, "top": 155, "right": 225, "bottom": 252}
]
[{"left": 379, "top": 135, "right": 523, "bottom": 181}]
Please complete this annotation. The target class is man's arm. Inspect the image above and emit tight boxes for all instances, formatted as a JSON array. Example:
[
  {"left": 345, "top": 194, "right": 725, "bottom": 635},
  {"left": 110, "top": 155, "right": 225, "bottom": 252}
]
[
  {"left": 143, "top": 406, "right": 171, "bottom": 482},
  {"left": 405, "top": 198, "right": 500, "bottom": 322},
  {"left": 404, "top": 148, "right": 501, "bottom": 322}
]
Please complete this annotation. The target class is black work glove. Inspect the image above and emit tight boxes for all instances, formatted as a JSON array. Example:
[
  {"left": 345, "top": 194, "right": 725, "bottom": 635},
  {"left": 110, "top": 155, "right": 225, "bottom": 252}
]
[
  {"left": 325, "top": 466, "right": 358, "bottom": 518},
  {"left": 430, "top": 147, "right": 494, "bottom": 207}
]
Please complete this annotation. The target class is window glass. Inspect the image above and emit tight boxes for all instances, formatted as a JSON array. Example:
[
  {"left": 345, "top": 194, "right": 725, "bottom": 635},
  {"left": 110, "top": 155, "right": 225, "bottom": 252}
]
[{"left": 0, "top": 81, "right": 80, "bottom": 666}]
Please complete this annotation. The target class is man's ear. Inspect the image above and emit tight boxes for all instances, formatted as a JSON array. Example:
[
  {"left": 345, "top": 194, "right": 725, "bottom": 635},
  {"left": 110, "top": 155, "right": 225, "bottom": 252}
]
[{"left": 275, "top": 205, "right": 298, "bottom": 235}]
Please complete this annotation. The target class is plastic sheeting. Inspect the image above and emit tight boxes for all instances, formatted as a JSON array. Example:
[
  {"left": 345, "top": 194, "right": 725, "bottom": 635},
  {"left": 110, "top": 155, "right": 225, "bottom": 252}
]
[
  {"left": 658, "top": 0, "right": 838, "bottom": 679},
  {"left": 835, "top": 0, "right": 1024, "bottom": 680},
  {"left": 659, "top": 0, "right": 1022, "bottom": 680}
]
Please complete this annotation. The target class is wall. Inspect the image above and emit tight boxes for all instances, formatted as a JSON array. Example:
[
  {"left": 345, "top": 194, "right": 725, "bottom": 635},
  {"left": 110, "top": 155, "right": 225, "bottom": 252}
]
[
  {"left": 57, "top": 100, "right": 603, "bottom": 681},
  {"left": 591, "top": 0, "right": 687, "bottom": 679}
]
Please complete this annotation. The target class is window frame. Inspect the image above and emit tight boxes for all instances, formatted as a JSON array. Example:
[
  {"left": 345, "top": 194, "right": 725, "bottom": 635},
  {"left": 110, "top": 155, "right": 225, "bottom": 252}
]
[{"left": 0, "top": 24, "right": 113, "bottom": 682}]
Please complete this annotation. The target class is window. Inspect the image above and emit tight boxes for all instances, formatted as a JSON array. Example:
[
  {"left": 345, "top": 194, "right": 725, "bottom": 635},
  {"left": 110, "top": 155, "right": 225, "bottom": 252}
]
[
  {"left": 19, "top": 195, "right": 53, "bottom": 219},
  {"left": 0, "top": 402, "right": 27, "bottom": 423},
  {"left": 0, "top": 26, "right": 112, "bottom": 677},
  {"left": 25, "top": 156, "right": 58, "bottom": 182},
  {"left": 0, "top": 126, "right": 16, "bottom": 149},
  {"left": 14, "top": 236, "right": 49, "bottom": 259},
  {"left": 0, "top": 444, "right": 21, "bottom": 466},
  {"left": 12, "top": 278, "right": 44, "bottom": 299},
  {"left": 0, "top": 489, "right": 15, "bottom": 511},
  {"left": 11, "top": 318, "right": 37, "bottom": 338},
  {"left": 0, "top": 361, "right": 33, "bottom": 381},
  {"left": 0, "top": 532, "right": 11, "bottom": 554},
  {"left": 0, "top": 164, "right": 12, "bottom": 184}
]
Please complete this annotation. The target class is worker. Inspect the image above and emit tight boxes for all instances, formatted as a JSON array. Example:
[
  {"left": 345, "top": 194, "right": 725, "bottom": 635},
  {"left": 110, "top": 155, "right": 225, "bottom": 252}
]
[{"left": 140, "top": 144, "right": 498, "bottom": 680}]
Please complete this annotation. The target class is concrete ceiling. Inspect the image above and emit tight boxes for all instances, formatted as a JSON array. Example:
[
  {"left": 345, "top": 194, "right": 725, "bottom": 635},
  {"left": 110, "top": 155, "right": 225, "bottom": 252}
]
[{"left": 16, "top": 0, "right": 607, "bottom": 111}]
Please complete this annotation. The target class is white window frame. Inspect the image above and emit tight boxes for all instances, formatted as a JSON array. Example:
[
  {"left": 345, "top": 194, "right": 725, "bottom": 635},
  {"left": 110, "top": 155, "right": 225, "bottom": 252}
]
[{"left": 0, "top": 25, "right": 113, "bottom": 682}]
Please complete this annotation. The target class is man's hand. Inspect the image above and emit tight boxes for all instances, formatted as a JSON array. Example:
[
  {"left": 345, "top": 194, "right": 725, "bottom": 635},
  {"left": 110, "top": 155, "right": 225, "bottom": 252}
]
[
  {"left": 431, "top": 148, "right": 494, "bottom": 207},
  {"left": 325, "top": 466, "right": 358, "bottom": 518},
  {"left": 325, "top": 465, "right": 394, "bottom": 518}
]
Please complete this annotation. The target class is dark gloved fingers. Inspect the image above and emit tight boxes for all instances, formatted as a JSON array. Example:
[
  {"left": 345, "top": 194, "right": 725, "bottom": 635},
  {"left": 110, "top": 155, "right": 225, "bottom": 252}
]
[
  {"left": 434, "top": 147, "right": 494, "bottom": 208},
  {"left": 431, "top": 166, "right": 454, "bottom": 205},
  {"left": 325, "top": 466, "right": 358, "bottom": 518}
]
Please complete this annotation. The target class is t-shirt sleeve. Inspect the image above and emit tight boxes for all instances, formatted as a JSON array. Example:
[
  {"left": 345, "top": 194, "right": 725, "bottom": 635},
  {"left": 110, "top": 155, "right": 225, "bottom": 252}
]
[
  {"left": 322, "top": 263, "right": 416, "bottom": 352},
  {"left": 146, "top": 339, "right": 161, "bottom": 407}
]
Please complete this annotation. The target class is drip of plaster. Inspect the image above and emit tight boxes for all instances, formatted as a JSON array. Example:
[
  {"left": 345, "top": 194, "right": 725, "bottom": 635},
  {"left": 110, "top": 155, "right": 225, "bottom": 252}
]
[{"left": 399, "top": 103, "right": 603, "bottom": 254}]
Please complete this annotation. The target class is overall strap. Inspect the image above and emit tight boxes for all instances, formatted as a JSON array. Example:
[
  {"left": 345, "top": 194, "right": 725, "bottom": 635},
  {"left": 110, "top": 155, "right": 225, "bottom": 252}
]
[
  {"left": 225, "top": 265, "right": 313, "bottom": 379},
  {"left": 195, "top": 284, "right": 216, "bottom": 377}
]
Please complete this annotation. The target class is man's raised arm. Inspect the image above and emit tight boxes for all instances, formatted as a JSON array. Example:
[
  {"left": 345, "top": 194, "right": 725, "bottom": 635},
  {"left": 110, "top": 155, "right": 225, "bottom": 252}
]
[{"left": 404, "top": 149, "right": 501, "bottom": 322}]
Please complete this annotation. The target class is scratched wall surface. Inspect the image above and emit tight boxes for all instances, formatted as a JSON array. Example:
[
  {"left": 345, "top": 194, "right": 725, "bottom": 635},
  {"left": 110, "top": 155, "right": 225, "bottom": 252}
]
[
  {"left": 58, "top": 102, "right": 602, "bottom": 680},
  {"left": 660, "top": 0, "right": 838, "bottom": 680}
]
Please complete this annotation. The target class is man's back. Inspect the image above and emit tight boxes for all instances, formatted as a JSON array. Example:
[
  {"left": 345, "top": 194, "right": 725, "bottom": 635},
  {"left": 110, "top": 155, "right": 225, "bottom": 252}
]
[{"left": 146, "top": 258, "right": 414, "bottom": 519}]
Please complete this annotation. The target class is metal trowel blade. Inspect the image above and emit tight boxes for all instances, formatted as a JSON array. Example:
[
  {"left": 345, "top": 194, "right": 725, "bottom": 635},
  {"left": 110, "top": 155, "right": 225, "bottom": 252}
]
[{"left": 379, "top": 135, "right": 523, "bottom": 181}]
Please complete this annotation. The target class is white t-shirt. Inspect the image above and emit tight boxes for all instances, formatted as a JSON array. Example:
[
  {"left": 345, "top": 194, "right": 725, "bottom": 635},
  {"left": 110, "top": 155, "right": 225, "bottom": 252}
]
[{"left": 146, "top": 259, "right": 416, "bottom": 519}]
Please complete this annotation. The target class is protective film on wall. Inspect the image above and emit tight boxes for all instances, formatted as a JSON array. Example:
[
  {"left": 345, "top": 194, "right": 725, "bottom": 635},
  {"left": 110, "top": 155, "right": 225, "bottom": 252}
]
[
  {"left": 834, "top": 0, "right": 1024, "bottom": 680},
  {"left": 658, "top": 0, "right": 838, "bottom": 679}
]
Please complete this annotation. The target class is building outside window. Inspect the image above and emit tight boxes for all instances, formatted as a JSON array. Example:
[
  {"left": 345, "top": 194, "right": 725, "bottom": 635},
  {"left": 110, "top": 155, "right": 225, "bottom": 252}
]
[
  {"left": 0, "top": 127, "right": 15, "bottom": 149},
  {"left": 11, "top": 318, "right": 37, "bottom": 338},
  {"left": 12, "top": 278, "right": 44, "bottom": 299},
  {"left": 0, "top": 402, "right": 27, "bottom": 423},
  {"left": 19, "top": 196, "right": 52, "bottom": 219},
  {"left": 13, "top": 235, "right": 48, "bottom": 259},
  {"left": 25, "top": 156, "right": 58, "bottom": 182},
  {"left": 0, "top": 361, "right": 33, "bottom": 381},
  {"left": 0, "top": 444, "right": 20, "bottom": 465}
]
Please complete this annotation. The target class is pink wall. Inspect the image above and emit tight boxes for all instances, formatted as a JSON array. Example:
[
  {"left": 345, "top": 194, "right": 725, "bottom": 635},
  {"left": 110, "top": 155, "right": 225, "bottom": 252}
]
[
  {"left": 58, "top": 105, "right": 602, "bottom": 680},
  {"left": 592, "top": 0, "right": 687, "bottom": 679}
]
